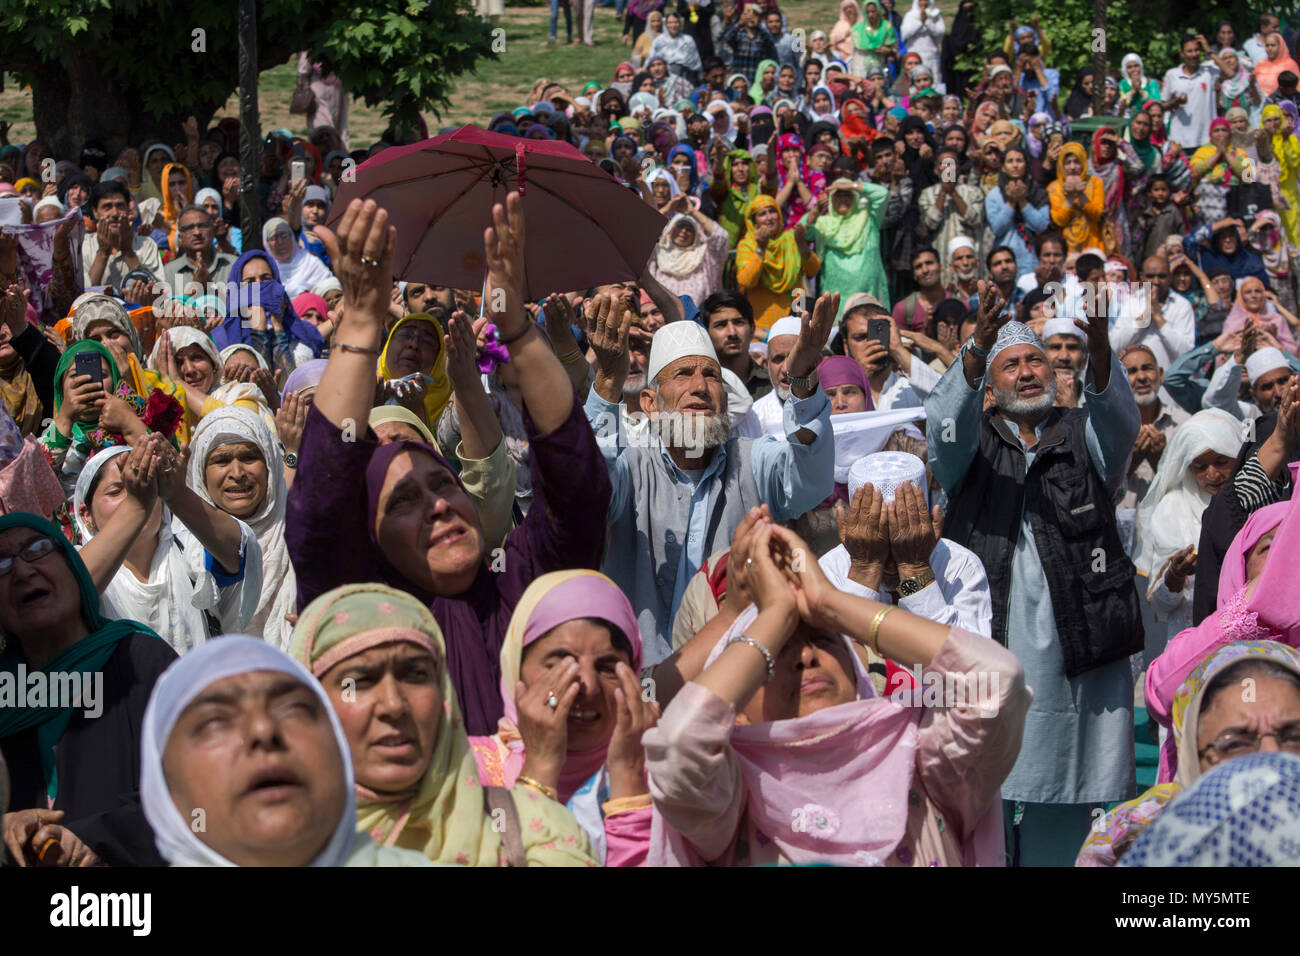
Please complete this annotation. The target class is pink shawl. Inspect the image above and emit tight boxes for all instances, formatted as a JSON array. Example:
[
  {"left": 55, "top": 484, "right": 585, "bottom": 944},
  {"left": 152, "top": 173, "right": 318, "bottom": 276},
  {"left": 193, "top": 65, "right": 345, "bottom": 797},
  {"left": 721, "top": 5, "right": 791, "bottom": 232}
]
[
  {"left": 1221, "top": 280, "right": 1298, "bottom": 351},
  {"left": 1146, "top": 462, "right": 1300, "bottom": 780}
]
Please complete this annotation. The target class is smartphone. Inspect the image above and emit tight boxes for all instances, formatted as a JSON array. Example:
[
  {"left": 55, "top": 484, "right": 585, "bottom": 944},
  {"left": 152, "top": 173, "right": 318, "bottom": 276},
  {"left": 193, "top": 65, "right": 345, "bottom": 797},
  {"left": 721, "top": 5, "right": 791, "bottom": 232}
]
[
  {"left": 291, "top": 159, "right": 306, "bottom": 184},
  {"left": 867, "top": 317, "right": 892, "bottom": 352},
  {"left": 74, "top": 350, "right": 104, "bottom": 386}
]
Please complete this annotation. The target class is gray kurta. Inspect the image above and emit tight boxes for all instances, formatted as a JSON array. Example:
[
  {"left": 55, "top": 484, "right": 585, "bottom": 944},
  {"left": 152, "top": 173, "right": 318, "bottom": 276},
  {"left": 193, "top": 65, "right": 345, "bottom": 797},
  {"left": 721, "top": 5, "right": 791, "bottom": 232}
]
[{"left": 927, "top": 350, "right": 1140, "bottom": 804}]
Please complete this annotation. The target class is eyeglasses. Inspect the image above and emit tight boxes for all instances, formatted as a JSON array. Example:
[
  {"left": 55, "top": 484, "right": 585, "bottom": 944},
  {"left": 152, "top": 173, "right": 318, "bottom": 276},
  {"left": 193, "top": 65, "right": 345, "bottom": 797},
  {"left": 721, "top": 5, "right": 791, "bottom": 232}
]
[
  {"left": 178, "top": 222, "right": 211, "bottom": 233},
  {"left": 0, "top": 536, "right": 58, "bottom": 577},
  {"left": 1199, "top": 725, "right": 1300, "bottom": 760},
  {"left": 392, "top": 328, "right": 439, "bottom": 349}
]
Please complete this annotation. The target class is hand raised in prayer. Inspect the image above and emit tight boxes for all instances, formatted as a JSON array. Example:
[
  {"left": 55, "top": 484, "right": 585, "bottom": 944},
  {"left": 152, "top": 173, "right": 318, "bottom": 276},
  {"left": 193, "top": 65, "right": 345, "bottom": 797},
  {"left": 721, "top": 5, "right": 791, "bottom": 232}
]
[
  {"left": 251, "top": 366, "right": 281, "bottom": 412},
  {"left": 784, "top": 290, "right": 839, "bottom": 390},
  {"left": 117, "top": 438, "right": 161, "bottom": 514},
  {"left": 1054, "top": 369, "right": 1078, "bottom": 408},
  {"left": 0, "top": 280, "right": 27, "bottom": 339},
  {"left": 1276, "top": 377, "right": 1300, "bottom": 449},
  {"left": 444, "top": 309, "right": 482, "bottom": 395},
  {"left": 838, "top": 484, "right": 890, "bottom": 590},
  {"left": 766, "top": 523, "right": 839, "bottom": 632},
  {"left": 276, "top": 390, "right": 309, "bottom": 455},
  {"left": 971, "top": 278, "right": 1009, "bottom": 351},
  {"left": 313, "top": 198, "right": 396, "bottom": 338},
  {"left": 885, "top": 482, "right": 937, "bottom": 581},
  {"left": 483, "top": 191, "right": 528, "bottom": 341},
  {"left": 744, "top": 523, "right": 800, "bottom": 627},
  {"left": 722, "top": 504, "right": 772, "bottom": 618},
  {"left": 588, "top": 291, "right": 633, "bottom": 400},
  {"left": 605, "top": 661, "right": 659, "bottom": 798},
  {"left": 514, "top": 657, "right": 581, "bottom": 792},
  {"left": 155, "top": 436, "right": 190, "bottom": 502},
  {"left": 1072, "top": 310, "right": 1110, "bottom": 365},
  {"left": 2, "top": 810, "right": 101, "bottom": 868}
]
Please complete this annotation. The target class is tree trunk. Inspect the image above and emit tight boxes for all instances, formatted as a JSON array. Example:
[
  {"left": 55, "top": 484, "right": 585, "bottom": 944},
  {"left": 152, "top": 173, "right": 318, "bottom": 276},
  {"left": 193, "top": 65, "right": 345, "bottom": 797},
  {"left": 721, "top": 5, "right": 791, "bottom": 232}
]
[{"left": 29, "top": 55, "right": 213, "bottom": 162}]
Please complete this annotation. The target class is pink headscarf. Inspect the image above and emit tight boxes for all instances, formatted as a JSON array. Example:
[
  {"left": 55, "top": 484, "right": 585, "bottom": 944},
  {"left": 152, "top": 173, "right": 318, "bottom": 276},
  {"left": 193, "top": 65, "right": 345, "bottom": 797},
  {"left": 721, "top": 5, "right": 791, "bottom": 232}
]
[
  {"left": 818, "top": 355, "right": 876, "bottom": 410},
  {"left": 291, "top": 291, "right": 331, "bottom": 321},
  {"left": 649, "top": 603, "right": 923, "bottom": 866},
  {"left": 1222, "top": 277, "right": 1297, "bottom": 351},
  {"left": 475, "top": 571, "right": 642, "bottom": 803},
  {"left": 1218, "top": 499, "right": 1291, "bottom": 607}
]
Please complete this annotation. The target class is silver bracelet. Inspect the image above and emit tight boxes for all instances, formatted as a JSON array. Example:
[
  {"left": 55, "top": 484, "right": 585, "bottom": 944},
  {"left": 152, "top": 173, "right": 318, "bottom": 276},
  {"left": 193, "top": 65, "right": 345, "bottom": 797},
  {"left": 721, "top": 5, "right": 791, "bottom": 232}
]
[{"left": 727, "top": 633, "right": 775, "bottom": 684}]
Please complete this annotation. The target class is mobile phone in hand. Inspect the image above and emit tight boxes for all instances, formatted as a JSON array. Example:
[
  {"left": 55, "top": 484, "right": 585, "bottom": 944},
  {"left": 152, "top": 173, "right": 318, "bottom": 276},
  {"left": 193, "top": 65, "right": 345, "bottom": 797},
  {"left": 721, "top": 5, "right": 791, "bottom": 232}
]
[
  {"left": 291, "top": 159, "right": 306, "bottom": 184},
  {"left": 74, "top": 350, "right": 104, "bottom": 386},
  {"left": 867, "top": 317, "right": 891, "bottom": 352}
]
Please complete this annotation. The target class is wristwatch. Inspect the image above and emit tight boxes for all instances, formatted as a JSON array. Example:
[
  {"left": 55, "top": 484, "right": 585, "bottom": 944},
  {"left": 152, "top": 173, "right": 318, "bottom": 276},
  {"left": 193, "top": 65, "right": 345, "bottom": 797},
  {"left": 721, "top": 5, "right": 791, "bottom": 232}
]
[
  {"left": 283, "top": 452, "right": 299, "bottom": 469},
  {"left": 786, "top": 370, "right": 818, "bottom": 392},
  {"left": 896, "top": 567, "right": 936, "bottom": 597}
]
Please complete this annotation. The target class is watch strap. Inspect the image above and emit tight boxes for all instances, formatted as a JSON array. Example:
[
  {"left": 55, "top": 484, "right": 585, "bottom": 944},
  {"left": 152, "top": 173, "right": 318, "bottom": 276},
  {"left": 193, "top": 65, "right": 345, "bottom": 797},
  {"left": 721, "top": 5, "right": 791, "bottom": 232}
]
[{"left": 897, "top": 567, "right": 936, "bottom": 596}]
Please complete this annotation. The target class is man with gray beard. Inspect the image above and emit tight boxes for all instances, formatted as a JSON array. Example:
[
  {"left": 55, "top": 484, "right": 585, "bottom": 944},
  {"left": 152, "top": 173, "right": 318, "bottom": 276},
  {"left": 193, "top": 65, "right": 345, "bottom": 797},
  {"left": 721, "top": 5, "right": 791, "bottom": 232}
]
[
  {"left": 584, "top": 293, "right": 838, "bottom": 662},
  {"left": 925, "top": 282, "right": 1142, "bottom": 866},
  {"left": 1116, "top": 343, "right": 1190, "bottom": 511}
]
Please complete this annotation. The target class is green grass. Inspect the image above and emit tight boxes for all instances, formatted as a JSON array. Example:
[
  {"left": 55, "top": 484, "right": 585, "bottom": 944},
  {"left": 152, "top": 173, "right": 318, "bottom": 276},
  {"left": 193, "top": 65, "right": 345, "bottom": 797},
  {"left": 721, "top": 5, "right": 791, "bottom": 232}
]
[{"left": 2, "top": 0, "right": 960, "bottom": 149}]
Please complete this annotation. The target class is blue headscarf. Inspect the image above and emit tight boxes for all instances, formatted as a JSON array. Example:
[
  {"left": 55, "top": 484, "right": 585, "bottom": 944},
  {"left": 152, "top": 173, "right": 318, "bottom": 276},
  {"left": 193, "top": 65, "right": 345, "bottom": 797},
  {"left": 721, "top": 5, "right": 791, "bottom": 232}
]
[
  {"left": 213, "top": 250, "right": 325, "bottom": 358},
  {"left": 0, "top": 513, "right": 164, "bottom": 800},
  {"left": 666, "top": 143, "right": 699, "bottom": 194}
]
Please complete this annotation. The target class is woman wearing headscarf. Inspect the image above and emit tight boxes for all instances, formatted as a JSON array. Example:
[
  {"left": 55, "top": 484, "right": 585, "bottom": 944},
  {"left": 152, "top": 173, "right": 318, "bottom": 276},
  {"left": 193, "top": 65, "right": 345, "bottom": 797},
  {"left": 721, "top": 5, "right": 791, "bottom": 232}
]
[
  {"left": 854, "top": 0, "right": 898, "bottom": 76},
  {"left": 289, "top": 582, "right": 598, "bottom": 866},
  {"left": 1253, "top": 32, "right": 1300, "bottom": 98},
  {"left": 1220, "top": 275, "right": 1297, "bottom": 351},
  {"left": 803, "top": 178, "right": 890, "bottom": 311},
  {"left": 288, "top": 194, "right": 611, "bottom": 738},
  {"left": 1189, "top": 118, "right": 1251, "bottom": 228},
  {"left": 644, "top": 522, "right": 1028, "bottom": 866},
  {"left": 462, "top": 571, "right": 651, "bottom": 865},
  {"left": 375, "top": 312, "right": 452, "bottom": 436},
  {"left": 899, "top": 0, "right": 944, "bottom": 86},
  {"left": 1119, "top": 54, "right": 1161, "bottom": 114},
  {"left": 137, "top": 143, "right": 175, "bottom": 204},
  {"left": 188, "top": 405, "right": 295, "bottom": 648},
  {"left": 158, "top": 161, "right": 195, "bottom": 240},
  {"left": 74, "top": 436, "right": 262, "bottom": 655},
  {"left": 736, "top": 194, "right": 820, "bottom": 337},
  {"left": 648, "top": 204, "right": 729, "bottom": 304},
  {"left": 0, "top": 295, "right": 44, "bottom": 437},
  {"left": 709, "top": 147, "right": 764, "bottom": 248},
  {"left": 772, "top": 132, "right": 826, "bottom": 229},
  {"left": 139, "top": 635, "right": 433, "bottom": 866},
  {"left": 830, "top": 0, "right": 863, "bottom": 70},
  {"left": 1182, "top": 218, "right": 1270, "bottom": 291},
  {"left": 1048, "top": 141, "right": 1106, "bottom": 253},
  {"left": 1263, "top": 103, "right": 1300, "bottom": 247},
  {"left": 1147, "top": 460, "right": 1300, "bottom": 779},
  {"left": 0, "top": 512, "right": 176, "bottom": 867},
  {"left": 1132, "top": 409, "right": 1242, "bottom": 640},
  {"left": 751, "top": 59, "right": 779, "bottom": 107},
  {"left": 262, "top": 216, "right": 333, "bottom": 299},
  {"left": 1079, "top": 640, "right": 1300, "bottom": 865},
  {"left": 1212, "top": 48, "right": 1260, "bottom": 119},
  {"left": 1063, "top": 67, "right": 1097, "bottom": 120},
  {"left": 214, "top": 250, "right": 326, "bottom": 372},
  {"left": 1089, "top": 126, "right": 1145, "bottom": 256},
  {"left": 985, "top": 146, "right": 1051, "bottom": 276}
]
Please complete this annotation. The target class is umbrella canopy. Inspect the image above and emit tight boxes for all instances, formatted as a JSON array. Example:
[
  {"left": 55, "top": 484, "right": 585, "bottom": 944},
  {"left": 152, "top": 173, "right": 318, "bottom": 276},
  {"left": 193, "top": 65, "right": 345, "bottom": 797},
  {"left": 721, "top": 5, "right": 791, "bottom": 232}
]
[{"left": 327, "top": 125, "right": 667, "bottom": 299}]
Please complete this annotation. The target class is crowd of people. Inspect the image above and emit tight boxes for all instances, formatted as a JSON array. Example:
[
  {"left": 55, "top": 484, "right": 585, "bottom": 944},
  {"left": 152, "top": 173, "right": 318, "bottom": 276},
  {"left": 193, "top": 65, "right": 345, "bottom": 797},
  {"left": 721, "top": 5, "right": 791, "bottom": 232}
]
[{"left": 4, "top": 2, "right": 1300, "bottom": 869}]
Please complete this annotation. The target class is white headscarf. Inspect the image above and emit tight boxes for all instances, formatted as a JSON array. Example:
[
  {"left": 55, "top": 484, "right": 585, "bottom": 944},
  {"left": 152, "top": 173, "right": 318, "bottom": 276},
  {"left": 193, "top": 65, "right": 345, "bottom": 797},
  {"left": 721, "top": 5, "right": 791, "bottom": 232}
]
[
  {"left": 260, "top": 217, "right": 333, "bottom": 298},
  {"left": 139, "top": 636, "right": 357, "bottom": 866},
  {"left": 1121, "top": 53, "right": 1147, "bottom": 91},
  {"left": 704, "top": 100, "right": 737, "bottom": 142},
  {"left": 210, "top": 344, "right": 279, "bottom": 432},
  {"left": 187, "top": 406, "right": 295, "bottom": 649},
  {"left": 74, "top": 446, "right": 262, "bottom": 655},
  {"left": 1133, "top": 409, "right": 1242, "bottom": 592},
  {"left": 654, "top": 212, "right": 708, "bottom": 277},
  {"left": 803, "top": 83, "right": 841, "bottom": 124},
  {"left": 148, "top": 326, "right": 224, "bottom": 388},
  {"left": 644, "top": 166, "right": 682, "bottom": 199}
]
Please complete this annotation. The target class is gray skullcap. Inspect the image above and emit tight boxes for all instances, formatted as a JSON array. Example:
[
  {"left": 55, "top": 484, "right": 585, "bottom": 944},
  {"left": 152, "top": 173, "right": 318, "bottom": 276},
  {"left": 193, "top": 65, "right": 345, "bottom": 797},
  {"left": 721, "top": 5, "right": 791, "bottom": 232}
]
[{"left": 986, "top": 320, "right": 1045, "bottom": 369}]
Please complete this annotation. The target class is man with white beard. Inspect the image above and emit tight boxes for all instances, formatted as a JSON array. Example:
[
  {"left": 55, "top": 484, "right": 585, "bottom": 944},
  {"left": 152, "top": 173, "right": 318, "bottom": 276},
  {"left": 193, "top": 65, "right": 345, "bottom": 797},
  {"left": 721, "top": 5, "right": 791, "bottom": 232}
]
[
  {"left": 585, "top": 293, "right": 838, "bottom": 662},
  {"left": 926, "top": 282, "right": 1142, "bottom": 866},
  {"left": 944, "top": 235, "right": 981, "bottom": 301}
]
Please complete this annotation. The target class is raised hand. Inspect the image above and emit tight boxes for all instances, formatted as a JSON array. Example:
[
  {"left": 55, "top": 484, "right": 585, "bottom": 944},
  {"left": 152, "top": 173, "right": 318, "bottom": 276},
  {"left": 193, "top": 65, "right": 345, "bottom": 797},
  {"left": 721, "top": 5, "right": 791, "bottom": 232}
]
[
  {"left": 971, "top": 278, "right": 1009, "bottom": 351},
  {"left": 885, "top": 482, "right": 935, "bottom": 579},
  {"left": 588, "top": 291, "right": 633, "bottom": 401},
  {"left": 604, "top": 661, "right": 659, "bottom": 798},
  {"left": 514, "top": 658, "right": 581, "bottom": 794},
  {"left": 784, "top": 290, "right": 839, "bottom": 391},
  {"left": 722, "top": 504, "right": 772, "bottom": 618},
  {"left": 837, "top": 484, "right": 889, "bottom": 587},
  {"left": 276, "top": 390, "right": 309, "bottom": 455},
  {"left": 484, "top": 192, "right": 528, "bottom": 341},
  {"left": 444, "top": 309, "right": 483, "bottom": 393},
  {"left": 313, "top": 198, "right": 397, "bottom": 336}
]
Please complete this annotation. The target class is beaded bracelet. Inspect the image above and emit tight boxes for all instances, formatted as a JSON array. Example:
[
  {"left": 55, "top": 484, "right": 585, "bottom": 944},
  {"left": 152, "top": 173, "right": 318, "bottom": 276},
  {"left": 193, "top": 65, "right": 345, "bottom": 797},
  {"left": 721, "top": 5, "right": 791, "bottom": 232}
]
[{"left": 728, "top": 633, "right": 775, "bottom": 684}]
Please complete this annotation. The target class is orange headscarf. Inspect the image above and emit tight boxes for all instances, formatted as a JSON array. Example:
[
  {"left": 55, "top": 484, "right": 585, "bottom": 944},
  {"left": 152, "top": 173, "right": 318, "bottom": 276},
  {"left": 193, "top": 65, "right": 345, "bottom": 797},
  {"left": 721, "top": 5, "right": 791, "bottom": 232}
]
[{"left": 159, "top": 162, "right": 195, "bottom": 239}]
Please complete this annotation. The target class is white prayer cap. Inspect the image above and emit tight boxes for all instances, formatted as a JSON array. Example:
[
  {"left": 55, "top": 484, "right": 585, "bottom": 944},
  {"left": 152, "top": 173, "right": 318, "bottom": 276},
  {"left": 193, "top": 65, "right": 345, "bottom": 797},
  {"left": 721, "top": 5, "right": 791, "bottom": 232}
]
[
  {"left": 766, "top": 315, "right": 803, "bottom": 343},
  {"left": 986, "top": 320, "right": 1045, "bottom": 369},
  {"left": 947, "top": 235, "right": 975, "bottom": 258},
  {"left": 1246, "top": 346, "right": 1290, "bottom": 384},
  {"left": 647, "top": 320, "right": 719, "bottom": 385},
  {"left": 847, "top": 451, "right": 928, "bottom": 504},
  {"left": 1041, "top": 316, "right": 1084, "bottom": 342},
  {"left": 749, "top": 340, "right": 768, "bottom": 358}
]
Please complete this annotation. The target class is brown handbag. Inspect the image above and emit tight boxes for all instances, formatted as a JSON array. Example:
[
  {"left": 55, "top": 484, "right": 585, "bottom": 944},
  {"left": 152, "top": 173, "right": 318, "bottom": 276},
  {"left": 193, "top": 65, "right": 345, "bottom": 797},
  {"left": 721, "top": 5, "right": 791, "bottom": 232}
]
[{"left": 290, "top": 76, "right": 316, "bottom": 116}]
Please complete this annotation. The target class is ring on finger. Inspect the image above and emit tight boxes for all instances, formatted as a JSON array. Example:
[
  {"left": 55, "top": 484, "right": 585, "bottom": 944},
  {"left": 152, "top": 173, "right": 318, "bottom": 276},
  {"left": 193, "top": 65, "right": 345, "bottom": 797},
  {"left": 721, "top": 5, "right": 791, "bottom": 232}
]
[
  {"left": 545, "top": 690, "right": 559, "bottom": 709},
  {"left": 359, "top": 256, "right": 380, "bottom": 268}
]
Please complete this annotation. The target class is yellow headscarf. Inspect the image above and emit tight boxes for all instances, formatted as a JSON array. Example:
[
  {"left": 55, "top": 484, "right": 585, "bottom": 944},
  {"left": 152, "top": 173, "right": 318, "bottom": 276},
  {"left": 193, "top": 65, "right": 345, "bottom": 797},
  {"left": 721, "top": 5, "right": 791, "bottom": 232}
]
[
  {"left": 1049, "top": 141, "right": 1096, "bottom": 250},
  {"left": 289, "top": 583, "right": 597, "bottom": 866},
  {"left": 737, "top": 194, "right": 803, "bottom": 293},
  {"left": 376, "top": 313, "right": 452, "bottom": 431}
]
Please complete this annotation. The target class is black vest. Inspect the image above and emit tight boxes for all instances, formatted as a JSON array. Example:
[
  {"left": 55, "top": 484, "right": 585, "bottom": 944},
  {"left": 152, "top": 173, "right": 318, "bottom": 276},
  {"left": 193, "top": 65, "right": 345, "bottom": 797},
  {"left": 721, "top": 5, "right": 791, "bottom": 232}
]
[{"left": 943, "top": 407, "right": 1142, "bottom": 678}]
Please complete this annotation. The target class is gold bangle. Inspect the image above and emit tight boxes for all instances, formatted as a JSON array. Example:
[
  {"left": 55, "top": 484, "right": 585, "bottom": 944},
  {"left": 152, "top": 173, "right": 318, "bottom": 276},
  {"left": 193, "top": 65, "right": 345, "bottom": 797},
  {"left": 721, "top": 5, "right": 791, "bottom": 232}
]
[
  {"left": 867, "top": 605, "right": 895, "bottom": 658},
  {"left": 516, "top": 774, "right": 557, "bottom": 801}
]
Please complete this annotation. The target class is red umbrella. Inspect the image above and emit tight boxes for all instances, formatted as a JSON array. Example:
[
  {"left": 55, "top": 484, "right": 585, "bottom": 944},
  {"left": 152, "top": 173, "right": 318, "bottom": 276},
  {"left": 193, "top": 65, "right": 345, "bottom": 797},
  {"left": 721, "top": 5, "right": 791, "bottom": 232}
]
[{"left": 326, "top": 125, "right": 667, "bottom": 299}]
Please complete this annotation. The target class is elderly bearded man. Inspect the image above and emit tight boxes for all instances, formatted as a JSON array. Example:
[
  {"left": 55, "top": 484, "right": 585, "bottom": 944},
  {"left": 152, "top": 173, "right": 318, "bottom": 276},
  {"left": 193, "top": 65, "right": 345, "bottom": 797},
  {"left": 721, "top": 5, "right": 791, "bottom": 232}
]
[
  {"left": 586, "top": 293, "right": 838, "bottom": 662},
  {"left": 925, "top": 282, "right": 1142, "bottom": 866}
]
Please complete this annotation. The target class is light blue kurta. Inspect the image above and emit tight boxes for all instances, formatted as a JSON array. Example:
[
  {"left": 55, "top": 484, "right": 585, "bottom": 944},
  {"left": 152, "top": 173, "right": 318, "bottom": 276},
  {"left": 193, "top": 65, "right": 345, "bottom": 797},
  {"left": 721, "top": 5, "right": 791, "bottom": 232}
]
[{"left": 926, "top": 349, "right": 1141, "bottom": 804}]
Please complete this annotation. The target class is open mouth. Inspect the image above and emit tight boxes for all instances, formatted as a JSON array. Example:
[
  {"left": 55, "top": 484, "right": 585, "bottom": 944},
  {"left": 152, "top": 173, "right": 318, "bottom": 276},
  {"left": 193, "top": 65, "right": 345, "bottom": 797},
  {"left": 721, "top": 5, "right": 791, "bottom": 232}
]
[
  {"left": 15, "top": 585, "right": 51, "bottom": 607},
  {"left": 1018, "top": 382, "right": 1044, "bottom": 396},
  {"left": 568, "top": 707, "right": 601, "bottom": 724},
  {"left": 373, "top": 733, "right": 417, "bottom": 755},
  {"left": 222, "top": 484, "right": 255, "bottom": 501},
  {"left": 244, "top": 765, "right": 304, "bottom": 800},
  {"left": 428, "top": 525, "right": 467, "bottom": 549}
]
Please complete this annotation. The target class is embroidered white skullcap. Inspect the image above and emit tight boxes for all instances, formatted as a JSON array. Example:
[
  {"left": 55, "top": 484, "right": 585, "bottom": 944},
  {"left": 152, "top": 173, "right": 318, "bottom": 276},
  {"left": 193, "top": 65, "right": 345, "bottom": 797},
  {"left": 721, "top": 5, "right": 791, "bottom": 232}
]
[
  {"left": 646, "top": 320, "right": 719, "bottom": 385},
  {"left": 749, "top": 341, "right": 768, "bottom": 358},
  {"left": 1246, "top": 346, "right": 1290, "bottom": 384},
  {"left": 1041, "top": 316, "right": 1084, "bottom": 342},
  {"left": 986, "top": 320, "right": 1045, "bottom": 369},
  {"left": 847, "top": 451, "right": 928, "bottom": 504},
  {"left": 766, "top": 315, "right": 803, "bottom": 343}
]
